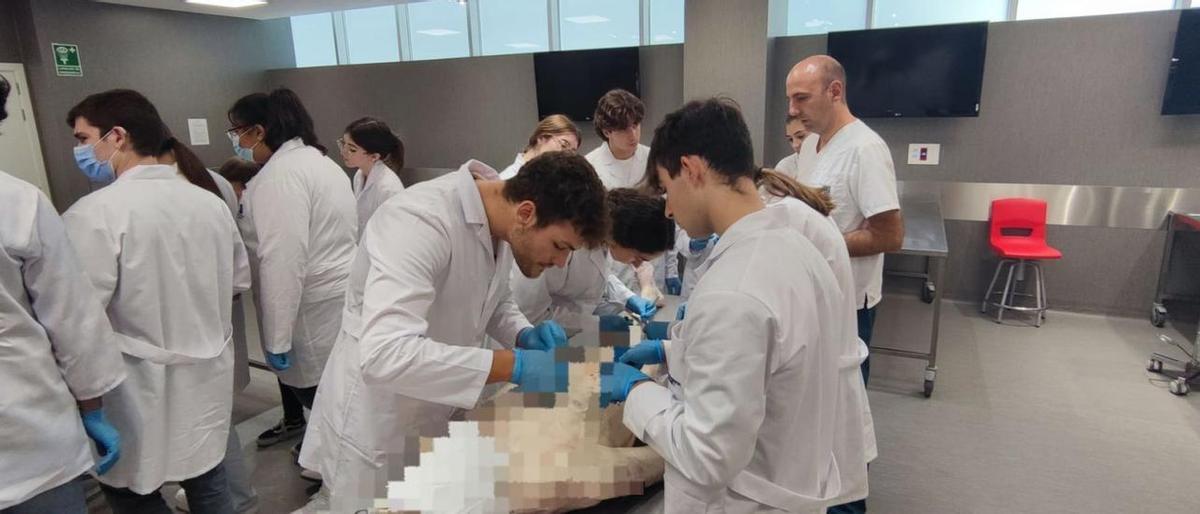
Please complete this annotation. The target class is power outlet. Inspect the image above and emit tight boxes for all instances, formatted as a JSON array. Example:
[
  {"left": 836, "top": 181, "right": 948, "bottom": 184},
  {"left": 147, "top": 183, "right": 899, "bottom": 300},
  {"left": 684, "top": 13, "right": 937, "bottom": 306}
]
[{"left": 907, "top": 144, "right": 941, "bottom": 165}]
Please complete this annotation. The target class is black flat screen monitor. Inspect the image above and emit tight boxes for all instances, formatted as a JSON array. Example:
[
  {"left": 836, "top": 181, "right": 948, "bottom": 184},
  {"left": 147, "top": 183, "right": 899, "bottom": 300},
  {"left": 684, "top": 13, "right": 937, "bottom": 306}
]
[
  {"left": 534, "top": 47, "right": 639, "bottom": 121},
  {"left": 1162, "top": 9, "right": 1200, "bottom": 115},
  {"left": 827, "top": 22, "right": 989, "bottom": 118}
]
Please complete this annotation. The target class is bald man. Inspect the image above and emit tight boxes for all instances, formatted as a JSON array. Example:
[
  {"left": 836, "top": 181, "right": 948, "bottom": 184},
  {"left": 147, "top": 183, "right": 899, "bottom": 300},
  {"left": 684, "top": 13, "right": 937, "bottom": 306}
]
[{"left": 787, "top": 55, "right": 901, "bottom": 514}]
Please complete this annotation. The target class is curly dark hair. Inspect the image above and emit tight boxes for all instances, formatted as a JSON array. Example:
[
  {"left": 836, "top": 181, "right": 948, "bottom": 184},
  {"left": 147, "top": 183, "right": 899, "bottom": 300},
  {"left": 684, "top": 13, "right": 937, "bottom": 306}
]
[
  {"left": 504, "top": 151, "right": 609, "bottom": 247},
  {"left": 607, "top": 188, "right": 674, "bottom": 254},
  {"left": 593, "top": 89, "right": 645, "bottom": 142},
  {"left": 0, "top": 75, "right": 9, "bottom": 123}
]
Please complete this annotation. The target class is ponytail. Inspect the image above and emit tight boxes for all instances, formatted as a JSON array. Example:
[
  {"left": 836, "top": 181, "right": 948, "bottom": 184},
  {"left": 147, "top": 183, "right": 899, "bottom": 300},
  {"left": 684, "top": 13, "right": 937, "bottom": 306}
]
[
  {"left": 164, "top": 137, "right": 222, "bottom": 200},
  {"left": 756, "top": 168, "right": 835, "bottom": 216}
]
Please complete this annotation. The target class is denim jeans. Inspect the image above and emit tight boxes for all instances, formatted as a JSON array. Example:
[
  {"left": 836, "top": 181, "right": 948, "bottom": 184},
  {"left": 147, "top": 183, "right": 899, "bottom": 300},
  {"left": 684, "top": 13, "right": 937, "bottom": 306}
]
[
  {"left": 2, "top": 477, "right": 87, "bottom": 514},
  {"left": 101, "top": 462, "right": 234, "bottom": 514}
]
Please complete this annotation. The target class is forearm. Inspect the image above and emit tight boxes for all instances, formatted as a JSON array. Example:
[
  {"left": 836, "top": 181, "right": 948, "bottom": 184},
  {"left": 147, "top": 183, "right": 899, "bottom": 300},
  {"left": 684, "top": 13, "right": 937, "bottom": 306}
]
[
  {"left": 845, "top": 211, "right": 904, "bottom": 256},
  {"left": 488, "top": 349, "right": 515, "bottom": 383},
  {"left": 77, "top": 397, "right": 103, "bottom": 412}
]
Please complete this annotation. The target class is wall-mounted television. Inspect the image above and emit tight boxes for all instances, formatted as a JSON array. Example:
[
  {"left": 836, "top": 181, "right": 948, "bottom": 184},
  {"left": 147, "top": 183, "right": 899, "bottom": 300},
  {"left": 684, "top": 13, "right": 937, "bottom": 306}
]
[
  {"left": 1162, "top": 9, "right": 1200, "bottom": 115},
  {"left": 533, "top": 47, "right": 639, "bottom": 121},
  {"left": 827, "top": 22, "right": 989, "bottom": 118}
]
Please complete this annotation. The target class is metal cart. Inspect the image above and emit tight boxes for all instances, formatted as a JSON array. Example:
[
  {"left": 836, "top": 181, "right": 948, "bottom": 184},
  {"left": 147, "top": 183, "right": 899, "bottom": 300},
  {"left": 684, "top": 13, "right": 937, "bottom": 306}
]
[
  {"left": 1147, "top": 211, "right": 1200, "bottom": 396},
  {"left": 878, "top": 190, "right": 949, "bottom": 398},
  {"left": 1150, "top": 211, "right": 1200, "bottom": 327}
]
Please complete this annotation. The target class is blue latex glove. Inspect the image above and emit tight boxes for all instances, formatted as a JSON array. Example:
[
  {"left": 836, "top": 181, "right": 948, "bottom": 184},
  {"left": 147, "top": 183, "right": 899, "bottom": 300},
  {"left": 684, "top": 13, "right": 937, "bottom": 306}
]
[
  {"left": 600, "top": 361, "right": 651, "bottom": 406},
  {"left": 617, "top": 340, "right": 665, "bottom": 370},
  {"left": 81, "top": 409, "right": 121, "bottom": 475},
  {"left": 266, "top": 351, "right": 291, "bottom": 371},
  {"left": 517, "top": 320, "right": 568, "bottom": 351},
  {"left": 665, "top": 277, "right": 682, "bottom": 296},
  {"left": 644, "top": 321, "right": 670, "bottom": 340},
  {"left": 676, "top": 303, "right": 687, "bottom": 321},
  {"left": 511, "top": 349, "right": 568, "bottom": 393},
  {"left": 625, "top": 296, "right": 658, "bottom": 320},
  {"left": 599, "top": 314, "right": 630, "bottom": 332}
]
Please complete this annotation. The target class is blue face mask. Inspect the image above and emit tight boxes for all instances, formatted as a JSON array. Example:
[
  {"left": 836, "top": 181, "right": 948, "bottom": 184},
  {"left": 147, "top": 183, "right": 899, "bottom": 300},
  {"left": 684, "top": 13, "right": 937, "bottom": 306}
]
[
  {"left": 229, "top": 129, "right": 258, "bottom": 162},
  {"left": 73, "top": 129, "right": 117, "bottom": 183}
]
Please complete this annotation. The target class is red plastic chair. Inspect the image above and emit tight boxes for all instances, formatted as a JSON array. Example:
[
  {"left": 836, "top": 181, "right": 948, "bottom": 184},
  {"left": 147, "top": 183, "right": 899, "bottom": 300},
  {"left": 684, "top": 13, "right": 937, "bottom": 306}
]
[{"left": 981, "top": 198, "right": 1062, "bottom": 326}]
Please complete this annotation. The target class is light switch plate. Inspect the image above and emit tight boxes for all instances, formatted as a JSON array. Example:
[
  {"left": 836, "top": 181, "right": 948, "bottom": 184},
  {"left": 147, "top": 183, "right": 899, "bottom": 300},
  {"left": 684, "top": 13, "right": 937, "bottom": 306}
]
[{"left": 907, "top": 143, "right": 940, "bottom": 165}]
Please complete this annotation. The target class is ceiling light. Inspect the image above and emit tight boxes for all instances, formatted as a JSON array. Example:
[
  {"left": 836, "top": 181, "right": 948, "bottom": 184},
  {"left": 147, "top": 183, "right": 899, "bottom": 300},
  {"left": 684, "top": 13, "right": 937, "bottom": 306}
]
[
  {"left": 564, "top": 15, "right": 610, "bottom": 24},
  {"left": 417, "top": 28, "right": 460, "bottom": 36},
  {"left": 185, "top": 0, "right": 267, "bottom": 8}
]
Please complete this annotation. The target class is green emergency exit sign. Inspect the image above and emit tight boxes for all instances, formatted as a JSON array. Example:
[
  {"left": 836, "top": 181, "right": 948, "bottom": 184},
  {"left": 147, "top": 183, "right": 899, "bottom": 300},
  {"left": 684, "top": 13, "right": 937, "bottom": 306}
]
[{"left": 52, "top": 43, "right": 82, "bottom": 77}]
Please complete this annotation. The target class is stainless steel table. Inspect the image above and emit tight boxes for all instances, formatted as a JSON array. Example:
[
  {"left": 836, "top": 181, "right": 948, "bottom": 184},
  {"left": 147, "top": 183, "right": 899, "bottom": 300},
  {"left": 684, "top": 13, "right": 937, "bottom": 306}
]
[
  {"left": 879, "top": 190, "right": 949, "bottom": 398},
  {"left": 1151, "top": 211, "right": 1200, "bottom": 327}
]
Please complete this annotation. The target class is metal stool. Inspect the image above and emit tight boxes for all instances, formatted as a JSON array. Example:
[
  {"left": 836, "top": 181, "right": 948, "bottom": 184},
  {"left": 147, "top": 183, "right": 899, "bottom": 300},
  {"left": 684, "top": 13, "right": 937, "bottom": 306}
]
[{"left": 981, "top": 258, "right": 1048, "bottom": 326}]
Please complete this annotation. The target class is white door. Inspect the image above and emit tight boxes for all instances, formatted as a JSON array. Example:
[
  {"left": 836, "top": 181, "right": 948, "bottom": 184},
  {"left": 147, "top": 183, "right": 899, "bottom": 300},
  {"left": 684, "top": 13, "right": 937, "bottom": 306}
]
[{"left": 0, "top": 63, "right": 51, "bottom": 200}]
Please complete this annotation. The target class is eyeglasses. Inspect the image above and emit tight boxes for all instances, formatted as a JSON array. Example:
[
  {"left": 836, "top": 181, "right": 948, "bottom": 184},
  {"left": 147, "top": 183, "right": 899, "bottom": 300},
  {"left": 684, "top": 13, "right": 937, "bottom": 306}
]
[
  {"left": 336, "top": 137, "right": 362, "bottom": 153},
  {"left": 225, "top": 125, "right": 250, "bottom": 138}
]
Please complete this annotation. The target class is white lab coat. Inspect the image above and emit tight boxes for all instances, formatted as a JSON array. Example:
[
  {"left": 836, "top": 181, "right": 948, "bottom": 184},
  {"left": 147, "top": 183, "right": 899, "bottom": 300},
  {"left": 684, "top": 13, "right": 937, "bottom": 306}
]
[
  {"left": 299, "top": 160, "right": 532, "bottom": 507},
  {"left": 209, "top": 170, "right": 251, "bottom": 392},
  {"left": 352, "top": 160, "right": 406, "bottom": 240},
  {"left": 623, "top": 206, "right": 845, "bottom": 514},
  {"left": 508, "top": 246, "right": 637, "bottom": 327},
  {"left": 498, "top": 152, "right": 525, "bottom": 180},
  {"left": 766, "top": 195, "right": 876, "bottom": 506},
  {"left": 244, "top": 138, "right": 357, "bottom": 387},
  {"left": 676, "top": 227, "right": 714, "bottom": 300},
  {"left": 62, "top": 164, "right": 251, "bottom": 494},
  {"left": 773, "top": 133, "right": 819, "bottom": 182},
  {"left": 0, "top": 171, "right": 127, "bottom": 509}
]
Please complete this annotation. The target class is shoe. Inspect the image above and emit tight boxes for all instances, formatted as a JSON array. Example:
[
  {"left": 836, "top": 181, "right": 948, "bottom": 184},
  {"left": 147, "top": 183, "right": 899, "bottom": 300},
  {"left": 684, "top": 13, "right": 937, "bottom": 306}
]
[
  {"left": 256, "top": 418, "right": 305, "bottom": 448},
  {"left": 175, "top": 487, "right": 260, "bottom": 514},
  {"left": 174, "top": 489, "right": 190, "bottom": 512},
  {"left": 290, "top": 487, "right": 331, "bottom": 514},
  {"left": 299, "top": 468, "right": 323, "bottom": 482},
  {"left": 291, "top": 440, "right": 303, "bottom": 459}
]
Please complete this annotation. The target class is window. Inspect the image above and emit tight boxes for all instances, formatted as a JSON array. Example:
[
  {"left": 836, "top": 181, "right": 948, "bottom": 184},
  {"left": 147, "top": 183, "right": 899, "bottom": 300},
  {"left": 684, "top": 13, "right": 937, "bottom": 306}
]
[
  {"left": 785, "top": 0, "right": 867, "bottom": 36},
  {"left": 1016, "top": 0, "right": 1177, "bottom": 21},
  {"left": 648, "top": 0, "right": 685, "bottom": 45},
  {"left": 290, "top": 13, "right": 337, "bottom": 68},
  {"left": 406, "top": 0, "right": 470, "bottom": 61},
  {"left": 344, "top": 6, "right": 400, "bottom": 64},
  {"left": 872, "top": 0, "right": 1007, "bottom": 28},
  {"left": 558, "top": 0, "right": 640, "bottom": 51},
  {"left": 479, "top": 0, "right": 549, "bottom": 55}
]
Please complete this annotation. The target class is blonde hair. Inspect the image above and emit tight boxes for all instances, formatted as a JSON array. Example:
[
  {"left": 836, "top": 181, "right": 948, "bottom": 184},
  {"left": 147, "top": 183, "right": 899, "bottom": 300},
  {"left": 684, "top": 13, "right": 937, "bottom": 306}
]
[
  {"left": 757, "top": 168, "right": 834, "bottom": 216},
  {"left": 525, "top": 114, "right": 581, "bottom": 151}
]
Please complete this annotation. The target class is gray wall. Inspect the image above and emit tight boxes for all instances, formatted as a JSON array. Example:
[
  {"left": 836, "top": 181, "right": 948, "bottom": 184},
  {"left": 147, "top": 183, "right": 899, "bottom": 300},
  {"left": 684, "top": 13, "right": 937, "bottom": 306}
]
[
  {"left": 0, "top": 1, "right": 23, "bottom": 63},
  {"left": 11, "top": 0, "right": 294, "bottom": 210},
  {"left": 265, "top": 45, "right": 684, "bottom": 173},
  {"left": 767, "top": 10, "right": 1200, "bottom": 315},
  {"left": 683, "top": 0, "right": 772, "bottom": 162}
]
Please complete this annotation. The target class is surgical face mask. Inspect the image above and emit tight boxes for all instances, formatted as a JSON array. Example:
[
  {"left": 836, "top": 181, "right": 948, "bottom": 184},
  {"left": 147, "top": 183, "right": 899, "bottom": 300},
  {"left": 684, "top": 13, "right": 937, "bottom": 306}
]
[
  {"left": 73, "top": 129, "right": 118, "bottom": 183},
  {"left": 229, "top": 129, "right": 258, "bottom": 161}
]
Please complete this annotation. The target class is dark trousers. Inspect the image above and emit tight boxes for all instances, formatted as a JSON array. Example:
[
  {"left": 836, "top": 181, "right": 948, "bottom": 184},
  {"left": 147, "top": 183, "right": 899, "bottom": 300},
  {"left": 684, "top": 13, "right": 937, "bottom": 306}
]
[
  {"left": 2, "top": 476, "right": 87, "bottom": 514},
  {"left": 828, "top": 303, "right": 877, "bottom": 514},
  {"left": 100, "top": 462, "right": 233, "bottom": 514},
  {"left": 279, "top": 379, "right": 318, "bottom": 423}
]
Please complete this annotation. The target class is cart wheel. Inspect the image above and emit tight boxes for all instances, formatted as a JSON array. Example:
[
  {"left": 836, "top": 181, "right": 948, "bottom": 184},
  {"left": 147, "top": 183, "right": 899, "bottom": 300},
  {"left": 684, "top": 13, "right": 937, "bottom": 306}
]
[
  {"left": 1147, "top": 359, "right": 1164, "bottom": 373},
  {"left": 1151, "top": 305, "right": 1167, "bottom": 328},
  {"left": 921, "top": 282, "right": 935, "bottom": 304},
  {"left": 922, "top": 380, "right": 934, "bottom": 398},
  {"left": 1169, "top": 378, "right": 1190, "bottom": 396}
]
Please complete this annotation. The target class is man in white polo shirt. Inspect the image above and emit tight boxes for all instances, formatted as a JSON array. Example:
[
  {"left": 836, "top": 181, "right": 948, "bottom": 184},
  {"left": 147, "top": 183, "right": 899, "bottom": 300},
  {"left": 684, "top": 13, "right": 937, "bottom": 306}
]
[{"left": 786, "top": 53, "right": 903, "bottom": 514}]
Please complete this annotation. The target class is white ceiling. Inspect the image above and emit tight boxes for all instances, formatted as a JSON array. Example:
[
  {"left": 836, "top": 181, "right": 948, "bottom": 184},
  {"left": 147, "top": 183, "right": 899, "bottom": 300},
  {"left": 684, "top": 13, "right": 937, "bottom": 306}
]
[{"left": 95, "top": 0, "right": 440, "bottom": 20}]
